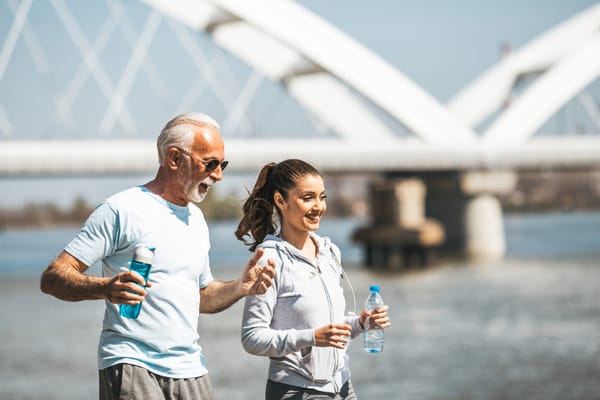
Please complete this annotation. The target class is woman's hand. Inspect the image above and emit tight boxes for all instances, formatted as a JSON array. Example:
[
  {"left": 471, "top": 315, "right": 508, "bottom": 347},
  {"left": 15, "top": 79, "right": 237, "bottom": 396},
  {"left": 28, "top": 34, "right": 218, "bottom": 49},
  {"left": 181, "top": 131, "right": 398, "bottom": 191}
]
[
  {"left": 359, "top": 305, "right": 391, "bottom": 329},
  {"left": 313, "top": 323, "right": 352, "bottom": 349}
]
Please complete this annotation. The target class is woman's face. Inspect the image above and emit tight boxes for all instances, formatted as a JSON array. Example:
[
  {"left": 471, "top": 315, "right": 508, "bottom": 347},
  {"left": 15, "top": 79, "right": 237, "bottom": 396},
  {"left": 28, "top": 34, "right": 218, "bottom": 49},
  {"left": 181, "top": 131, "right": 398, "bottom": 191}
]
[{"left": 276, "top": 173, "right": 327, "bottom": 233}]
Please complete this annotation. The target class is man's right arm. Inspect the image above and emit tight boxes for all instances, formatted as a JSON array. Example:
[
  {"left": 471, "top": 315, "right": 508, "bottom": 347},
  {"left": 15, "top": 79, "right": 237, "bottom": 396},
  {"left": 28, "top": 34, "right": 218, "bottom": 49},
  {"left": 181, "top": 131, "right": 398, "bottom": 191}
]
[{"left": 40, "top": 250, "right": 149, "bottom": 303}]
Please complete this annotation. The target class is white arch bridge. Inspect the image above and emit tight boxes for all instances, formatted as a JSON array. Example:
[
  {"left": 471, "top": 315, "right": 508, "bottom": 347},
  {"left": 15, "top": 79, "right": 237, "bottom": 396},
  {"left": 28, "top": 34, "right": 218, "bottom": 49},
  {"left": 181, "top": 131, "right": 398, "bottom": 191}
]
[{"left": 1, "top": 0, "right": 600, "bottom": 263}]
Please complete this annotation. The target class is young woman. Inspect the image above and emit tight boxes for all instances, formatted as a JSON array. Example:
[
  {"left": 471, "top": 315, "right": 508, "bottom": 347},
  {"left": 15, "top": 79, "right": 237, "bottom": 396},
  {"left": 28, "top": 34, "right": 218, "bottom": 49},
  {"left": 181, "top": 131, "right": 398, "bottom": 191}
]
[{"left": 235, "top": 159, "right": 390, "bottom": 400}]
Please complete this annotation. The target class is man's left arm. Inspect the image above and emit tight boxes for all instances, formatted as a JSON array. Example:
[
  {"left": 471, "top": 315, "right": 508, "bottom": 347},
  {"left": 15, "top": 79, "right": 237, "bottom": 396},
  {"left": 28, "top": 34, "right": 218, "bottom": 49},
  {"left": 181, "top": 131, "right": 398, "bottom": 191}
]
[{"left": 199, "top": 248, "right": 275, "bottom": 314}]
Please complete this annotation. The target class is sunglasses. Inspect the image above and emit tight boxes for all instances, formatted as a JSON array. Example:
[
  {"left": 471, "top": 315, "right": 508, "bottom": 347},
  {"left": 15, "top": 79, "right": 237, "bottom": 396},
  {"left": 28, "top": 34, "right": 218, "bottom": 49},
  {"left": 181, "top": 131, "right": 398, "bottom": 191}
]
[{"left": 176, "top": 148, "right": 228, "bottom": 173}]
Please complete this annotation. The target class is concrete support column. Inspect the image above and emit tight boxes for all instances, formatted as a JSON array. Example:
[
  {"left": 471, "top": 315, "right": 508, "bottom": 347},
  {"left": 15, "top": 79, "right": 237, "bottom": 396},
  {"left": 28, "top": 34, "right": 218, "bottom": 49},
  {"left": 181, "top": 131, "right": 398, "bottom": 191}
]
[
  {"left": 352, "top": 178, "right": 444, "bottom": 268},
  {"left": 464, "top": 194, "right": 506, "bottom": 259},
  {"left": 462, "top": 171, "right": 516, "bottom": 259},
  {"left": 423, "top": 172, "right": 466, "bottom": 252},
  {"left": 369, "top": 178, "right": 426, "bottom": 227},
  {"left": 425, "top": 170, "right": 516, "bottom": 260}
]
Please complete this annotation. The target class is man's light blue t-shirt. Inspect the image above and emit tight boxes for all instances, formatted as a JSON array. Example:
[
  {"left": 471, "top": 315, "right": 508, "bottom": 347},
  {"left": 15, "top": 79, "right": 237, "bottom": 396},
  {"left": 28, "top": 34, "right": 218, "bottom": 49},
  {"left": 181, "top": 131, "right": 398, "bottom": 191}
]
[{"left": 65, "top": 185, "right": 214, "bottom": 378}]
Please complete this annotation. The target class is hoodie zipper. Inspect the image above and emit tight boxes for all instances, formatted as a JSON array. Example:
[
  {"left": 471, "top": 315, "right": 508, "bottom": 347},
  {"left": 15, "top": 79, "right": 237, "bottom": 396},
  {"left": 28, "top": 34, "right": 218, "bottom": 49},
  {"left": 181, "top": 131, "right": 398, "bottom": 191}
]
[
  {"left": 277, "top": 241, "right": 341, "bottom": 392},
  {"left": 316, "top": 257, "right": 340, "bottom": 393}
]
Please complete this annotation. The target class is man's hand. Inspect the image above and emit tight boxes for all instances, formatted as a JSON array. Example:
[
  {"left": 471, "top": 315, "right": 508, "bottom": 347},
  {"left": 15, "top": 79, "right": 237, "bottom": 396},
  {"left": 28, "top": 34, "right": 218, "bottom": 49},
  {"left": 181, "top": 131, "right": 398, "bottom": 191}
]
[
  {"left": 240, "top": 248, "right": 276, "bottom": 296},
  {"left": 199, "top": 248, "right": 277, "bottom": 314},
  {"left": 104, "top": 270, "right": 152, "bottom": 305}
]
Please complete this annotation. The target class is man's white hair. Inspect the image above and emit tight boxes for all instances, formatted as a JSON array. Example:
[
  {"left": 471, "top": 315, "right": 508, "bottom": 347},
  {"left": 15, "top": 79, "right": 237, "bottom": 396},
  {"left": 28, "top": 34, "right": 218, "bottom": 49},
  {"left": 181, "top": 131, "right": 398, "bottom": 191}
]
[{"left": 156, "top": 112, "right": 220, "bottom": 165}]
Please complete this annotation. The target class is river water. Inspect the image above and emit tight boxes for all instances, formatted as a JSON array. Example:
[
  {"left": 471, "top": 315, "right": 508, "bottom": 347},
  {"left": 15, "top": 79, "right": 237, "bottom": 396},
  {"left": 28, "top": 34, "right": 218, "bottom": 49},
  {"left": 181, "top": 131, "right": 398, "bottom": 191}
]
[{"left": 1, "top": 212, "right": 600, "bottom": 400}]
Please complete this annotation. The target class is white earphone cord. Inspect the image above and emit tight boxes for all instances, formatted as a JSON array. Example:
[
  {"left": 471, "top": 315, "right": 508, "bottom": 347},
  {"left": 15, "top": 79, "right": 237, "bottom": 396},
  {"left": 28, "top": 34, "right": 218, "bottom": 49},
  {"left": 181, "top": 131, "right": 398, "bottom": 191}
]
[{"left": 340, "top": 267, "right": 357, "bottom": 317}]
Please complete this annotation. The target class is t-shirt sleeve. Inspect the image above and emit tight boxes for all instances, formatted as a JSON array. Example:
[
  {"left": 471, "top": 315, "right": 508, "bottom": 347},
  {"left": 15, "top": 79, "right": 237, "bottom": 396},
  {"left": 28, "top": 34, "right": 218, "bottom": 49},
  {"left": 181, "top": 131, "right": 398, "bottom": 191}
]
[
  {"left": 64, "top": 201, "right": 120, "bottom": 267},
  {"left": 198, "top": 254, "right": 214, "bottom": 289}
]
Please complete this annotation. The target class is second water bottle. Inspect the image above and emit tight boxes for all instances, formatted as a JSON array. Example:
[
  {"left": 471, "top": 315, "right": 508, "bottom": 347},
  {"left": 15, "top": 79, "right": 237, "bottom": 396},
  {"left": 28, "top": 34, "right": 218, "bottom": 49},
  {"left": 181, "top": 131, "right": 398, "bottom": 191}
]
[{"left": 363, "top": 285, "right": 384, "bottom": 353}]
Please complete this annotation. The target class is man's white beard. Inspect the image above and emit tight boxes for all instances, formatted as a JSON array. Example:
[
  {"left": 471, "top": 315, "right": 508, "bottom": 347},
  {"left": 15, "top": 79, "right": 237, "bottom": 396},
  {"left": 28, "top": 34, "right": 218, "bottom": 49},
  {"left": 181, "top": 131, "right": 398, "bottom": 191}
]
[{"left": 185, "top": 176, "right": 215, "bottom": 203}]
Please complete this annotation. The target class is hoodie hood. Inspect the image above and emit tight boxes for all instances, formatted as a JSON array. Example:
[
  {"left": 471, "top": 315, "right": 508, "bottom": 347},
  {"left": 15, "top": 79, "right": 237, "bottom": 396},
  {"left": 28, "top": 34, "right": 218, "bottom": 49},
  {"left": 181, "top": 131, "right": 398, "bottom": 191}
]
[{"left": 259, "top": 233, "right": 333, "bottom": 264}]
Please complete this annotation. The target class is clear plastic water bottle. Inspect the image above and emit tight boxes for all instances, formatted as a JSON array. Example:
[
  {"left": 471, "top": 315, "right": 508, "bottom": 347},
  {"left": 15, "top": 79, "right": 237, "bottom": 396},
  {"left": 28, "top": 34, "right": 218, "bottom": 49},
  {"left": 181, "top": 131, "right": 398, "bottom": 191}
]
[
  {"left": 119, "top": 246, "right": 155, "bottom": 319},
  {"left": 363, "top": 285, "right": 384, "bottom": 353}
]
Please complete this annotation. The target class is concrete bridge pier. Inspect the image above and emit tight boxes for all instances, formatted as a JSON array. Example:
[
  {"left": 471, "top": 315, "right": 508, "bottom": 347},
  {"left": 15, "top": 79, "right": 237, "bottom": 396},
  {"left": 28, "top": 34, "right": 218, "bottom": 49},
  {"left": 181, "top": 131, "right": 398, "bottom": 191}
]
[
  {"left": 352, "top": 178, "right": 445, "bottom": 269},
  {"left": 424, "top": 170, "right": 517, "bottom": 260},
  {"left": 352, "top": 171, "right": 516, "bottom": 268}
]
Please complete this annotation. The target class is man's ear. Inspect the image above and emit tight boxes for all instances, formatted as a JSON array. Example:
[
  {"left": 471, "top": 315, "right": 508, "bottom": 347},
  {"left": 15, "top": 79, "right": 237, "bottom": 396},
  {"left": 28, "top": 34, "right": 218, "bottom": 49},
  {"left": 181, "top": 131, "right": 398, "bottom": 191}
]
[{"left": 166, "top": 148, "right": 180, "bottom": 170}]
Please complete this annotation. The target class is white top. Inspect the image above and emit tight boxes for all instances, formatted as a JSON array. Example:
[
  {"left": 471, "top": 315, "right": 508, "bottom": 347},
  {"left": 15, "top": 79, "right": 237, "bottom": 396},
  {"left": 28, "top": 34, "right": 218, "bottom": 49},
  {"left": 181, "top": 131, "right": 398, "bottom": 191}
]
[
  {"left": 241, "top": 234, "right": 362, "bottom": 393},
  {"left": 65, "top": 185, "right": 214, "bottom": 378}
]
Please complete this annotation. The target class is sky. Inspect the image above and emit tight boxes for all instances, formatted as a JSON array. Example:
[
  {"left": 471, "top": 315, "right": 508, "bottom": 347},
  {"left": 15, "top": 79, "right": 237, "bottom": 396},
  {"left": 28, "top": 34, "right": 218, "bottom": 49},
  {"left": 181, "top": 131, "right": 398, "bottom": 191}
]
[
  {"left": 300, "top": 0, "right": 599, "bottom": 101},
  {"left": 0, "top": 0, "right": 598, "bottom": 208}
]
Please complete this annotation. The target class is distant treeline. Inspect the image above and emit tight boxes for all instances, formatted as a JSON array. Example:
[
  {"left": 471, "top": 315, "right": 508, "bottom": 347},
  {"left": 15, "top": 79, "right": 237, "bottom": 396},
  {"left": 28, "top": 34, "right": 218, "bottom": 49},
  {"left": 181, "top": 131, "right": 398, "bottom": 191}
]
[
  {"left": 0, "top": 188, "right": 358, "bottom": 230},
  {"left": 2, "top": 170, "right": 599, "bottom": 230},
  {"left": 0, "top": 192, "right": 241, "bottom": 230},
  {"left": 500, "top": 170, "right": 600, "bottom": 212}
]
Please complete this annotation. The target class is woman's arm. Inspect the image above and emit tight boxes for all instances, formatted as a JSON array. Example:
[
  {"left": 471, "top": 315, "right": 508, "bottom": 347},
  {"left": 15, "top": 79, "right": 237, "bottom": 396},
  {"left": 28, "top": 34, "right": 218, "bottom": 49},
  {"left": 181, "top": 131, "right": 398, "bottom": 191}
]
[{"left": 241, "top": 287, "right": 315, "bottom": 357}]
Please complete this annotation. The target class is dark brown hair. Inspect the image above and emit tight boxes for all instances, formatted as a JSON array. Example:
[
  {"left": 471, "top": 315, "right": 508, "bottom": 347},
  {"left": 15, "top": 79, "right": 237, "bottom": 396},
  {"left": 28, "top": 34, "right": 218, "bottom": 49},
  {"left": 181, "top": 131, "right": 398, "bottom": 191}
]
[{"left": 235, "top": 159, "right": 321, "bottom": 251}]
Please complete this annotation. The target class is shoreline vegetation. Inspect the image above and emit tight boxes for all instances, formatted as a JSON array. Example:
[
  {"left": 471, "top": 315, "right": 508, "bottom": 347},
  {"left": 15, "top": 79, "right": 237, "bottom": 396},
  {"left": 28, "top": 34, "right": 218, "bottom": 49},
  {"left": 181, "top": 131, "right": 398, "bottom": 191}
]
[
  {"left": 0, "top": 192, "right": 242, "bottom": 230},
  {"left": 0, "top": 188, "right": 360, "bottom": 230},
  {"left": 2, "top": 192, "right": 599, "bottom": 231},
  {"left": 2, "top": 170, "right": 599, "bottom": 230}
]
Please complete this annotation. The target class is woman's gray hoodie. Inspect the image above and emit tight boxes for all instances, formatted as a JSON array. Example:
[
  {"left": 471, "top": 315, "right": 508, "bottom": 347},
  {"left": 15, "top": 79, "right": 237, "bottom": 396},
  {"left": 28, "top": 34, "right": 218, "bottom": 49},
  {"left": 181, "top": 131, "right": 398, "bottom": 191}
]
[{"left": 241, "top": 233, "right": 363, "bottom": 394}]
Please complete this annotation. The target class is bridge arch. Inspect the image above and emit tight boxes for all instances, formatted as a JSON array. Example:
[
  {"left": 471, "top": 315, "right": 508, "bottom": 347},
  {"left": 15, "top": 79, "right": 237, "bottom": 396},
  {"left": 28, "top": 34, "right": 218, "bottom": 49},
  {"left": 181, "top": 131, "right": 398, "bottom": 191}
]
[
  {"left": 447, "top": 3, "right": 600, "bottom": 143},
  {"left": 143, "top": 0, "right": 477, "bottom": 145},
  {"left": 483, "top": 33, "right": 600, "bottom": 146}
]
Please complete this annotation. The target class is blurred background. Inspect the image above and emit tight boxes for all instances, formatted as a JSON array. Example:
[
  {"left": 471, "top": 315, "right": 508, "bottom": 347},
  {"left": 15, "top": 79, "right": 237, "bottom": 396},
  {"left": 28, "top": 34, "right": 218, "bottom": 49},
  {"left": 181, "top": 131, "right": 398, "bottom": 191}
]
[{"left": 1, "top": 1, "right": 600, "bottom": 399}]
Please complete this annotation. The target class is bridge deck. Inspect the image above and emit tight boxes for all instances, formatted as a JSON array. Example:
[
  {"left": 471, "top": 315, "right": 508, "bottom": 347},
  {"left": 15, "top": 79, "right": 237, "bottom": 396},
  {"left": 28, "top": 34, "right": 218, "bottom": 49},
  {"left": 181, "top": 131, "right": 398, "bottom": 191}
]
[{"left": 2, "top": 136, "right": 600, "bottom": 176}]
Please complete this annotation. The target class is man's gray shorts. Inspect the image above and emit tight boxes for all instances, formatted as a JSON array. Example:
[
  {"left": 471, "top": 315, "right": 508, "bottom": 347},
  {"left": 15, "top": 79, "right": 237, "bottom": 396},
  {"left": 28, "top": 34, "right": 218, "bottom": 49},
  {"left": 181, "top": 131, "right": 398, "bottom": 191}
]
[{"left": 99, "top": 363, "right": 215, "bottom": 400}]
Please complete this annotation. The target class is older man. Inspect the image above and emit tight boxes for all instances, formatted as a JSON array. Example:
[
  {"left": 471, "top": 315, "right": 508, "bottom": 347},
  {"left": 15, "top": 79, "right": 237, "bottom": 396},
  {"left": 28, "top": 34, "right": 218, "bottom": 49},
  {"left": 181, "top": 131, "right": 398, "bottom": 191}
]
[{"left": 40, "top": 112, "right": 275, "bottom": 400}]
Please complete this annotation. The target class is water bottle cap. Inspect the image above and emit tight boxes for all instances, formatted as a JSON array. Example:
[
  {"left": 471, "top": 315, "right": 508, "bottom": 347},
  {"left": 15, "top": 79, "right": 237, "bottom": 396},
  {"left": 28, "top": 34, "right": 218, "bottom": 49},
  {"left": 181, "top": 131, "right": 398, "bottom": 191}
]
[
  {"left": 133, "top": 246, "right": 155, "bottom": 264},
  {"left": 369, "top": 285, "right": 380, "bottom": 293}
]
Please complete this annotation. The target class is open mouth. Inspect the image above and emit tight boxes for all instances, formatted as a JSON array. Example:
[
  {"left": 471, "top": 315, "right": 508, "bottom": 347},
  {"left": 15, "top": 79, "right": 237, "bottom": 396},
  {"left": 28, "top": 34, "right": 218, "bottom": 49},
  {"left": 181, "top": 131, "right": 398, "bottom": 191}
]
[
  {"left": 199, "top": 178, "right": 216, "bottom": 193},
  {"left": 306, "top": 214, "right": 321, "bottom": 223}
]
